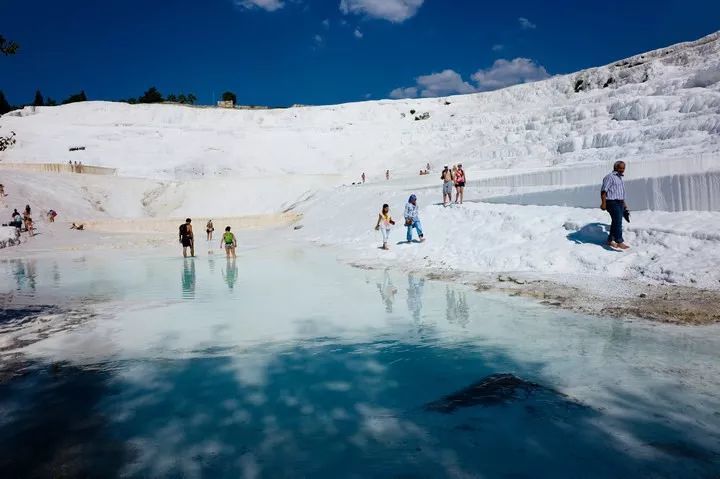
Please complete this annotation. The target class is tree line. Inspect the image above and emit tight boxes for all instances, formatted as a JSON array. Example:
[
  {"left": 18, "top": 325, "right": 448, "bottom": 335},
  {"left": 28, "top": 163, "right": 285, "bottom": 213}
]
[
  {"left": 0, "top": 89, "right": 88, "bottom": 114},
  {"left": 120, "top": 87, "right": 197, "bottom": 105},
  {"left": 0, "top": 86, "right": 215, "bottom": 115}
]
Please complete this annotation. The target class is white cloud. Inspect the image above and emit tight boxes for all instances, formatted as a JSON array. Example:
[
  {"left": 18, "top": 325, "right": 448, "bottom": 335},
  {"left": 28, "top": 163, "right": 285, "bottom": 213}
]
[
  {"left": 339, "top": 0, "right": 424, "bottom": 23},
  {"left": 314, "top": 34, "right": 324, "bottom": 45},
  {"left": 518, "top": 17, "right": 536, "bottom": 29},
  {"left": 235, "top": 0, "right": 285, "bottom": 11},
  {"left": 389, "top": 70, "right": 475, "bottom": 98},
  {"left": 416, "top": 70, "right": 477, "bottom": 97},
  {"left": 389, "top": 58, "right": 550, "bottom": 98},
  {"left": 389, "top": 86, "right": 419, "bottom": 99},
  {"left": 354, "top": 28, "right": 364, "bottom": 39},
  {"left": 492, "top": 44, "right": 504, "bottom": 52},
  {"left": 322, "top": 18, "right": 330, "bottom": 28},
  {"left": 472, "top": 58, "right": 549, "bottom": 91}
]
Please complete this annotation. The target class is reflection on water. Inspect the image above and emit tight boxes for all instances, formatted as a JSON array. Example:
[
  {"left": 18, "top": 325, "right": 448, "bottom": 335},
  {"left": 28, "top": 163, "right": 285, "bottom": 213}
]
[
  {"left": 181, "top": 259, "right": 196, "bottom": 299},
  {"left": 376, "top": 269, "right": 397, "bottom": 313},
  {"left": 446, "top": 286, "right": 470, "bottom": 327},
  {"left": 223, "top": 259, "right": 238, "bottom": 290},
  {"left": 52, "top": 261, "right": 61, "bottom": 288},
  {"left": 406, "top": 273, "right": 425, "bottom": 322},
  {"left": 8, "top": 259, "right": 37, "bottom": 291},
  {"left": 0, "top": 249, "right": 720, "bottom": 478}
]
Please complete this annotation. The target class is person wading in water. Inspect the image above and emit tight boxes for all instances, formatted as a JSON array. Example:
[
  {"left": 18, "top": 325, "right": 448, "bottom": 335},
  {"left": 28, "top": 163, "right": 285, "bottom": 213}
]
[
  {"left": 220, "top": 226, "right": 237, "bottom": 259},
  {"left": 179, "top": 218, "right": 195, "bottom": 257},
  {"left": 206, "top": 219, "right": 214, "bottom": 241}
]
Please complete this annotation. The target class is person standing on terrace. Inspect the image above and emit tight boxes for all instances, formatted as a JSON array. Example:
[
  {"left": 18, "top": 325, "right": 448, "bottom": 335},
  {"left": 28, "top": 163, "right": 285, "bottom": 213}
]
[
  {"left": 454, "top": 164, "right": 466, "bottom": 204},
  {"left": 601, "top": 161, "right": 630, "bottom": 250},
  {"left": 441, "top": 165, "right": 454, "bottom": 206},
  {"left": 404, "top": 194, "right": 425, "bottom": 243}
]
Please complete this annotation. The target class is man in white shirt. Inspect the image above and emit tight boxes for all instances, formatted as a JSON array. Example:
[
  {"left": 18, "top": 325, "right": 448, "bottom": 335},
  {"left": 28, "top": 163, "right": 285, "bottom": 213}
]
[{"left": 601, "top": 161, "right": 629, "bottom": 250}]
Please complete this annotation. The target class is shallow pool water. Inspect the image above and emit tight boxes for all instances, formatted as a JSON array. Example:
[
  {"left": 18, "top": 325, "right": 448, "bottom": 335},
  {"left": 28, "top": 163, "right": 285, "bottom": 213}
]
[{"left": 1, "top": 248, "right": 719, "bottom": 478}]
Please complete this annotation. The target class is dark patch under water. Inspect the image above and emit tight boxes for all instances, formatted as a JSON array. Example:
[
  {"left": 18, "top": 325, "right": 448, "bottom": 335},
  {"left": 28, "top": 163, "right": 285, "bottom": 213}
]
[
  {"left": 424, "top": 373, "right": 585, "bottom": 413},
  {"left": 648, "top": 441, "right": 720, "bottom": 462},
  {"left": 0, "top": 305, "right": 57, "bottom": 325},
  {"left": 0, "top": 364, "right": 129, "bottom": 478}
]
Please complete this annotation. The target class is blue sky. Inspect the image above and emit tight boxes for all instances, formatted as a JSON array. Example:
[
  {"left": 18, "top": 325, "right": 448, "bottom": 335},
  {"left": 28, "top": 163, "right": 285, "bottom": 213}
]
[{"left": 2, "top": 0, "right": 719, "bottom": 106}]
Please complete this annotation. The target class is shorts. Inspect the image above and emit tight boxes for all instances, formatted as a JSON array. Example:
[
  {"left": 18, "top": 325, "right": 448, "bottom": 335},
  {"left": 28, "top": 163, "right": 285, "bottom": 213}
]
[
  {"left": 207, "top": 229, "right": 212, "bottom": 234},
  {"left": 456, "top": 182, "right": 465, "bottom": 187},
  {"left": 225, "top": 243, "right": 235, "bottom": 249},
  {"left": 443, "top": 181, "right": 453, "bottom": 195},
  {"left": 181, "top": 237, "right": 193, "bottom": 247}
]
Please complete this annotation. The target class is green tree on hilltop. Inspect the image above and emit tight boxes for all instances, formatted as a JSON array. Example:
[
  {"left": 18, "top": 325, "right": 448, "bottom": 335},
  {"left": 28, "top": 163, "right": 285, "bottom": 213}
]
[
  {"left": 0, "top": 91, "right": 13, "bottom": 114},
  {"left": 0, "top": 35, "right": 19, "bottom": 55},
  {"left": 33, "top": 90, "right": 45, "bottom": 107},
  {"left": 139, "top": 86, "right": 163, "bottom": 104},
  {"left": 222, "top": 91, "right": 237, "bottom": 104},
  {"left": 62, "top": 90, "right": 87, "bottom": 104}
]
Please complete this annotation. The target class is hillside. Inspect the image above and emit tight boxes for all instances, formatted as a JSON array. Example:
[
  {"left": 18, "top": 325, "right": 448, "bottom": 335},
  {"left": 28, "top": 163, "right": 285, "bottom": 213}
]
[{"left": 1, "top": 32, "right": 718, "bottom": 185}]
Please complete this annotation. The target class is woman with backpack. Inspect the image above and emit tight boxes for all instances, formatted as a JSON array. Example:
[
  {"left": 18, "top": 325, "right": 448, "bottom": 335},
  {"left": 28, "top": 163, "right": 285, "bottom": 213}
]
[{"left": 220, "top": 226, "right": 237, "bottom": 258}]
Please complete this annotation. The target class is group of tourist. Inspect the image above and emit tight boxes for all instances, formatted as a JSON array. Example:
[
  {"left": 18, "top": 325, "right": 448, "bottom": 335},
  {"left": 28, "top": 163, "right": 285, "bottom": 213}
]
[
  {"left": 8, "top": 205, "right": 34, "bottom": 234},
  {"left": 4, "top": 198, "right": 66, "bottom": 238},
  {"left": 363, "top": 163, "right": 436, "bottom": 183},
  {"left": 68, "top": 161, "right": 84, "bottom": 173},
  {"left": 179, "top": 218, "right": 238, "bottom": 258},
  {"left": 373, "top": 161, "right": 630, "bottom": 251},
  {"left": 176, "top": 161, "right": 630, "bottom": 256},
  {"left": 374, "top": 194, "right": 425, "bottom": 250},
  {"left": 440, "top": 164, "right": 466, "bottom": 206}
]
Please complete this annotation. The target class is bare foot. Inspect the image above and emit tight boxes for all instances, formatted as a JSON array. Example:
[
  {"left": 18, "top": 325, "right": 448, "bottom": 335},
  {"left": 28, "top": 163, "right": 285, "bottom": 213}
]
[
  {"left": 616, "top": 243, "right": 630, "bottom": 250},
  {"left": 608, "top": 240, "right": 618, "bottom": 248},
  {"left": 419, "top": 237, "right": 426, "bottom": 242}
]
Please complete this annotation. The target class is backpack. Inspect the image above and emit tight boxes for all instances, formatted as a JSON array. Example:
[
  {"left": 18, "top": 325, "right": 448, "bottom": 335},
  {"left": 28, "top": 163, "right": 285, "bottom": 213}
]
[
  {"left": 179, "top": 223, "right": 188, "bottom": 238},
  {"left": 223, "top": 232, "right": 234, "bottom": 245}
]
